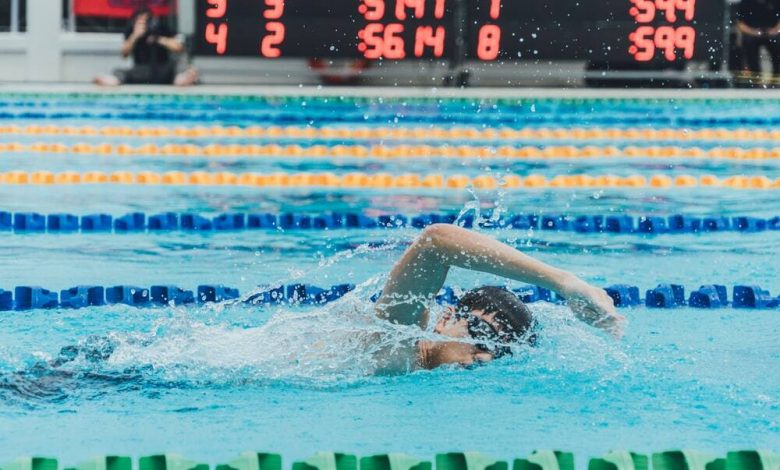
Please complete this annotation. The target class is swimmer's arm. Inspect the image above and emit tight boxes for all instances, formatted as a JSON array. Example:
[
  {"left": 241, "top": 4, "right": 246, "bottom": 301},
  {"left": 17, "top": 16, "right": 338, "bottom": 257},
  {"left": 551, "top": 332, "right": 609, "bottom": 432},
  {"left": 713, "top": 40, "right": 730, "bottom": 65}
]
[{"left": 376, "top": 224, "right": 623, "bottom": 337}]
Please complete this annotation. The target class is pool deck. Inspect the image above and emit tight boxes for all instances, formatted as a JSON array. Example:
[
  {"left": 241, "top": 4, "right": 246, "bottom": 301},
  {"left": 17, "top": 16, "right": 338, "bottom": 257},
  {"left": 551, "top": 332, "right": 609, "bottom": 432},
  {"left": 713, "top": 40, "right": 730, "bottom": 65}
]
[{"left": 2, "top": 83, "right": 780, "bottom": 99}]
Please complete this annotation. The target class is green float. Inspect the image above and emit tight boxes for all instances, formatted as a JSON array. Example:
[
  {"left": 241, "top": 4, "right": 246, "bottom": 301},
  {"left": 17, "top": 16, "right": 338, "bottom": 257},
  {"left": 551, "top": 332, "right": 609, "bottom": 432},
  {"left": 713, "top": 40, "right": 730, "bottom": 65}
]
[
  {"left": 514, "top": 450, "right": 574, "bottom": 470},
  {"left": 138, "top": 454, "right": 209, "bottom": 470},
  {"left": 291, "top": 453, "right": 357, "bottom": 470},
  {"left": 726, "top": 450, "right": 780, "bottom": 470},
  {"left": 435, "top": 452, "right": 507, "bottom": 470},
  {"left": 64, "top": 456, "right": 132, "bottom": 470},
  {"left": 215, "top": 453, "right": 282, "bottom": 470},
  {"left": 588, "top": 451, "right": 649, "bottom": 470},
  {"left": 652, "top": 451, "right": 725, "bottom": 470},
  {"left": 359, "top": 454, "right": 431, "bottom": 470}
]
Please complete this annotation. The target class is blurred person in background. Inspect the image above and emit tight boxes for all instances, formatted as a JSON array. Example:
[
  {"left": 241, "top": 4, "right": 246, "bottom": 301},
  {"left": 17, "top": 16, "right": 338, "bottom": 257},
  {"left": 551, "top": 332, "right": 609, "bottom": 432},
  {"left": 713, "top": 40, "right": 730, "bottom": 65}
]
[
  {"left": 736, "top": 0, "right": 780, "bottom": 80},
  {"left": 94, "top": 7, "right": 198, "bottom": 86}
]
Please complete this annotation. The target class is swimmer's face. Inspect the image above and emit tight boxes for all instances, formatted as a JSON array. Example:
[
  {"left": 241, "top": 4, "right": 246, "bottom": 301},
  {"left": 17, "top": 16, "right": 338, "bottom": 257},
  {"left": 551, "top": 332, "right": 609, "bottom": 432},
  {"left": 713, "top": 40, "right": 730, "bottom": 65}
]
[
  {"left": 432, "top": 306, "right": 500, "bottom": 365},
  {"left": 433, "top": 306, "right": 470, "bottom": 338}
]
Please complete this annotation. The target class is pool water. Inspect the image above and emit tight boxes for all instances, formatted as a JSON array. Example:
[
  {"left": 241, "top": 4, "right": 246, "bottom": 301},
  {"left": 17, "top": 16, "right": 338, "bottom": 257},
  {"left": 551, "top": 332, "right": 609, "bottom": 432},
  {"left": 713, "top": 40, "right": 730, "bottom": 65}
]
[{"left": 0, "top": 92, "right": 778, "bottom": 465}]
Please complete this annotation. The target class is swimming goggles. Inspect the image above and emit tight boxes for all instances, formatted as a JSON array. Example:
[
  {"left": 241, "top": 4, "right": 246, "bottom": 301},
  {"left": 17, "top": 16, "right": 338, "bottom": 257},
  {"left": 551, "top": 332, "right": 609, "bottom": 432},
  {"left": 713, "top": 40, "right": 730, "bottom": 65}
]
[{"left": 453, "top": 311, "right": 512, "bottom": 359}]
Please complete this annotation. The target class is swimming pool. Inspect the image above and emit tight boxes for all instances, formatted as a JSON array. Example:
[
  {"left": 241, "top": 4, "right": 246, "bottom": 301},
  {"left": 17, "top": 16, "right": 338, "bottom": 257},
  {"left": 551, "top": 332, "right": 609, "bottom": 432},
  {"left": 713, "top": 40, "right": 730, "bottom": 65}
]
[{"left": 0, "top": 89, "right": 778, "bottom": 467}]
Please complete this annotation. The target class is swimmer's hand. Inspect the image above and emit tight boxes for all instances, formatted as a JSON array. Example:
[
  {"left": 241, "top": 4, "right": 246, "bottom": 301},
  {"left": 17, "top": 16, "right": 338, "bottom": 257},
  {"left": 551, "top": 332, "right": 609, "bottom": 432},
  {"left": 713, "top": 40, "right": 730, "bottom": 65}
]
[{"left": 560, "top": 278, "right": 625, "bottom": 339}]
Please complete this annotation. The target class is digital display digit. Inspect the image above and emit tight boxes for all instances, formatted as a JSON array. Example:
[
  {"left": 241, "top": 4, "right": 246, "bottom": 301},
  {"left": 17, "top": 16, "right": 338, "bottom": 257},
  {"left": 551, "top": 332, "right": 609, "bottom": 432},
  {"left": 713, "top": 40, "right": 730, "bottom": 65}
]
[
  {"left": 195, "top": 0, "right": 457, "bottom": 59},
  {"left": 194, "top": 0, "right": 725, "bottom": 65}
]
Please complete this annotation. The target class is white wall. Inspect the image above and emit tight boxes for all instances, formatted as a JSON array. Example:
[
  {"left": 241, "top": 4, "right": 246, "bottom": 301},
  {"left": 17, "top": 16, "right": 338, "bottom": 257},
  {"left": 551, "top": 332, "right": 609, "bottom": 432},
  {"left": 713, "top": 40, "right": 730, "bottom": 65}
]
[
  {"left": 0, "top": 34, "right": 27, "bottom": 82},
  {"left": 25, "top": 0, "right": 61, "bottom": 81}
]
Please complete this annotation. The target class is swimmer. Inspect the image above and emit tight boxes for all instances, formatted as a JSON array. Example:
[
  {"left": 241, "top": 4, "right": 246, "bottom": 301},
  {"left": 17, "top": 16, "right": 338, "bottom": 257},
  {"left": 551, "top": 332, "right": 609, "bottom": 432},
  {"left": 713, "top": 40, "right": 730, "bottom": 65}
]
[
  {"left": 20, "top": 224, "right": 622, "bottom": 384},
  {"left": 375, "top": 224, "right": 624, "bottom": 369}
]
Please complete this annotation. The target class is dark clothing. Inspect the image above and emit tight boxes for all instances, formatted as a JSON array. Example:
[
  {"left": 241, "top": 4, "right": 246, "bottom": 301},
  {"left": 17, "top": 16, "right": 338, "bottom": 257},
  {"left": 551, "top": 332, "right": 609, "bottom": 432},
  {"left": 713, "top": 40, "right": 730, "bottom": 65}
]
[
  {"left": 123, "top": 19, "right": 174, "bottom": 65},
  {"left": 737, "top": 0, "right": 780, "bottom": 29},
  {"left": 737, "top": 0, "right": 780, "bottom": 74},
  {"left": 115, "top": 62, "right": 176, "bottom": 85},
  {"left": 741, "top": 34, "right": 780, "bottom": 73},
  {"left": 117, "top": 18, "right": 176, "bottom": 84}
]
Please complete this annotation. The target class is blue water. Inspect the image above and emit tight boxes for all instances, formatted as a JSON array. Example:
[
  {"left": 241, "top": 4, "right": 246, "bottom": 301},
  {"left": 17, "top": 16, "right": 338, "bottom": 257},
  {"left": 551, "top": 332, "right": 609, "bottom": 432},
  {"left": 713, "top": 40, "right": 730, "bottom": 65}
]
[{"left": 0, "top": 93, "right": 778, "bottom": 465}]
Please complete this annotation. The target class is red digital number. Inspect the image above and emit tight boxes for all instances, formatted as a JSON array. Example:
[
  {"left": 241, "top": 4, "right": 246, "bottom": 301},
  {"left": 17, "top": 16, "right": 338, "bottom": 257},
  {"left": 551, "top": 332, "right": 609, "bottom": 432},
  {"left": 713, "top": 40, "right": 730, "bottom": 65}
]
[
  {"left": 629, "top": 25, "right": 695, "bottom": 61},
  {"left": 628, "top": 25, "right": 654, "bottom": 60},
  {"left": 434, "top": 0, "right": 446, "bottom": 19},
  {"left": 489, "top": 0, "right": 500, "bottom": 19},
  {"left": 358, "top": 0, "right": 386, "bottom": 20},
  {"left": 395, "top": 0, "right": 425, "bottom": 20},
  {"left": 656, "top": 25, "right": 695, "bottom": 59},
  {"left": 477, "top": 24, "right": 501, "bottom": 60},
  {"left": 382, "top": 23, "right": 406, "bottom": 59},
  {"left": 676, "top": 0, "right": 696, "bottom": 21},
  {"left": 264, "top": 0, "right": 284, "bottom": 19},
  {"left": 358, "top": 23, "right": 384, "bottom": 58},
  {"left": 630, "top": 0, "right": 696, "bottom": 22},
  {"left": 357, "top": 23, "right": 405, "bottom": 59},
  {"left": 206, "top": 0, "right": 227, "bottom": 18},
  {"left": 629, "top": 0, "right": 655, "bottom": 23},
  {"left": 261, "top": 22, "right": 285, "bottom": 57},
  {"left": 205, "top": 22, "right": 227, "bottom": 54},
  {"left": 656, "top": 0, "right": 696, "bottom": 21},
  {"left": 654, "top": 25, "right": 677, "bottom": 59},
  {"left": 414, "top": 26, "right": 445, "bottom": 57},
  {"left": 675, "top": 25, "right": 695, "bottom": 57},
  {"left": 656, "top": 0, "right": 678, "bottom": 21}
]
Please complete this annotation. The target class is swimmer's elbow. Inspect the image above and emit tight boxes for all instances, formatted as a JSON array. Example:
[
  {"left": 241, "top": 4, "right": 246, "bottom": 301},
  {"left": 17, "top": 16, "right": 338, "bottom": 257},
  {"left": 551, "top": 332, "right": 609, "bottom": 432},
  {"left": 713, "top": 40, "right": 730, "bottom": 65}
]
[
  {"left": 419, "top": 223, "right": 454, "bottom": 248},
  {"left": 419, "top": 224, "right": 468, "bottom": 257}
]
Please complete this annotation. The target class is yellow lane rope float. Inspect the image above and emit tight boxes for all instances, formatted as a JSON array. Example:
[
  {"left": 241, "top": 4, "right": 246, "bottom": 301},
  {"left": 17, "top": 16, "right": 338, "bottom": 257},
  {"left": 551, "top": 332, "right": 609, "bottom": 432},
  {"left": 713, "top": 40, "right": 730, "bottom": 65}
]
[
  {"left": 1, "top": 125, "right": 779, "bottom": 142},
  {"left": 2, "top": 143, "right": 780, "bottom": 160},
  {"left": 1, "top": 171, "right": 778, "bottom": 189}
]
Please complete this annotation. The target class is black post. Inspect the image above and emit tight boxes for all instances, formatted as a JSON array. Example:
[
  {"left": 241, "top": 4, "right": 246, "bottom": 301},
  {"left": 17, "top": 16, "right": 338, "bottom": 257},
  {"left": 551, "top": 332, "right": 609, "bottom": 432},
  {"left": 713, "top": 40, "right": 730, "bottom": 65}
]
[{"left": 445, "top": 0, "right": 469, "bottom": 87}]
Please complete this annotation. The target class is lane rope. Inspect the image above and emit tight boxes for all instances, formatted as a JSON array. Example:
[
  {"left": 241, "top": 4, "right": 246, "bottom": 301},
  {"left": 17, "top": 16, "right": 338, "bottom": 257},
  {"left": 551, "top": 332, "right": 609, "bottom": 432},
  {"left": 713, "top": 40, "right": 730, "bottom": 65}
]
[
  {"left": 2, "top": 109, "right": 779, "bottom": 127},
  {"left": 3, "top": 211, "right": 779, "bottom": 234},
  {"left": 2, "top": 142, "right": 780, "bottom": 160},
  {"left": 1, "top": 282, "right": 777, "bottom": 311},
  {"left": 2, "top": 449, "right": 777, "bottom": 470},
  {"left": 2, "top": 125, "right": 780, "bottom": 142},
  {"left": 4, "top": 91, "right": 780, "bottom": 104},
  {"left": 2, "top": 171, "right": 779, "bottom": 189}
]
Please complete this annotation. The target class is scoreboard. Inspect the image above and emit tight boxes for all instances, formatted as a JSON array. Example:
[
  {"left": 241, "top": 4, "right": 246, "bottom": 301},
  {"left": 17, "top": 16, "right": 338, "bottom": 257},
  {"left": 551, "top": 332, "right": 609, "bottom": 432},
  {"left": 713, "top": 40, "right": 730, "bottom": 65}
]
[
  {"left": 194, "top": 0, "right": 726, "bottom": 65},
  {"left": 195, "top": 0, "right": 459, "bottom": 59},
  {"left": 467, "top": 0, "right": 726, "bottom": 63}
]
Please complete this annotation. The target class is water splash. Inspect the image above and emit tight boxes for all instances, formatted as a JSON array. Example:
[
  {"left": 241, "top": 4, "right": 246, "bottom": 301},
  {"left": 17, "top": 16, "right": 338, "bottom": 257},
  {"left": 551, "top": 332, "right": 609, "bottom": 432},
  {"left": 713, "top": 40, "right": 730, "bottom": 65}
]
[{"left": 0, "top": 287, "right": 630, "bottom": 410}]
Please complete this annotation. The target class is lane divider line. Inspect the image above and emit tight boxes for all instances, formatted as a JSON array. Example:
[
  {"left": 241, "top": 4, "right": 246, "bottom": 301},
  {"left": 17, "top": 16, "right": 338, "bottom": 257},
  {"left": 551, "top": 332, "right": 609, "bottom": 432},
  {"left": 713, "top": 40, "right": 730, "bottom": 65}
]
[
  {"left": 2, "top": 143, "right": 780, "bottom": 160},
  {"left": 2, "top": 125, "right": 780, "bottom": 142},
  {"left": 1, "top": 171, "right": 779, "bottom": 189},
  {"left": 3, "top": 211, "right": 779, "bottom": 234},
  {"left": 1, "top": 283, "right": 777, "bottom": 311}
]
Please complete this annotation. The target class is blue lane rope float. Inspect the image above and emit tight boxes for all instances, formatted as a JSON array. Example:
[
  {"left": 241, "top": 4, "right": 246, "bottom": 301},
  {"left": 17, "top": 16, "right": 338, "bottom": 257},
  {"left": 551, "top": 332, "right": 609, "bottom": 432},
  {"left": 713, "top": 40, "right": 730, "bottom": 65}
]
[
  {"left": 4, "top": 99, "right": 780, "bottom": 128},
  {"left": 0, "top": 283, "right": 777, "bottom": 312},
  {"left": 2, "top": 211, "right": 780, "bottom": 235},
  {"left": 3, "top": 449, "right": 780, "bottom": 470},
  {"left": 3, "top": 92, "right": 780, "bottom": 107}
]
